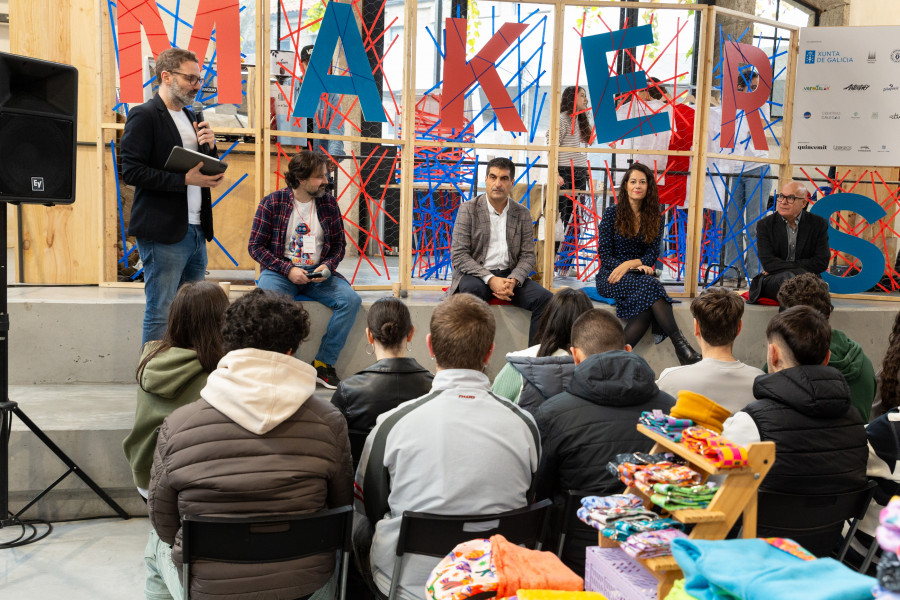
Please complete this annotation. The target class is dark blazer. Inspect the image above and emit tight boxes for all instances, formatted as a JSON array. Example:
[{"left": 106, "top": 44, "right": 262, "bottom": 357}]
[
  {"left": 121, "top": 93, "right": 217, "bottom": 244},
  {"left": 756, "top": 209, "right": 830, "bottom": 275},
  {"left": 330, "top": 358, "right": 434, "bottom": 433},
  {"left": 448, "top": 194, "right": 536, "bottom": 294}
]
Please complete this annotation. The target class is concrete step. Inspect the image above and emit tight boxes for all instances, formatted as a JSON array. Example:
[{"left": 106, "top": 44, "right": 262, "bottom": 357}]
[{"left": 4, "top": 383, "right": 334, "bottom": 521}]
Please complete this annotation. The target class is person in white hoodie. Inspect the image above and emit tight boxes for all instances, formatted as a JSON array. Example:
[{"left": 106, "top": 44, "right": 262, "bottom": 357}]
[
  {"left": 352, "top": 293, "right": 541, "bottom": 600},
  {"left": 147, "top": 288, "right": 353, "bottom": 600}
]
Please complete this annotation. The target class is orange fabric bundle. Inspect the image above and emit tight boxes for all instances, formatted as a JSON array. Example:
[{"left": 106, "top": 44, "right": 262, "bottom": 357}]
[{"left": 490, "top": 534, "right": 583, "bottom": 597}]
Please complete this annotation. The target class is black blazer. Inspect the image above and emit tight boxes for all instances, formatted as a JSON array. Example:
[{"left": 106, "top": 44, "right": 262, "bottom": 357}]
[
  {"left": 330, "top": 358, "right": 434, "bottom": 432},
  {"left": 121, "top": 94, "right": 217, "bottom": 244},
  {"left": 756, "top": 209, "right": 830, "bottom": 275}
]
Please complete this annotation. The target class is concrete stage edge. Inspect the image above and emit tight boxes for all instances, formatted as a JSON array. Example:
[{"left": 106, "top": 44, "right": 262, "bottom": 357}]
[{"left": 5, "top": 285, "right": 899, "bottom": 520}]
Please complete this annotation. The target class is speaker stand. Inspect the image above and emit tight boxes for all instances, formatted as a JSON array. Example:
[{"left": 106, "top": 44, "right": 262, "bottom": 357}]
[{"left": 0, "top": 205, "right": 128, "bottom": 548}]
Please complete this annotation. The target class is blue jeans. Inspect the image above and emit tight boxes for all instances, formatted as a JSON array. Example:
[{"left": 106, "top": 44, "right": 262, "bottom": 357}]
[
  {"left": 137, "top": 225, "right": 207, "bottom": 346},
  {"left": 257, "top": 268, "right": 361, "bottom": 365},
  {"left": 723, "top": 165, "right": 773, "bottom": 280}
]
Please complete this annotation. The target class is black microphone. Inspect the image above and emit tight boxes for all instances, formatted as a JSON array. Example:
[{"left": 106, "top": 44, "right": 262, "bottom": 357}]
[{"left": 192, "top": 102, "right": 211, "bottom": 153}]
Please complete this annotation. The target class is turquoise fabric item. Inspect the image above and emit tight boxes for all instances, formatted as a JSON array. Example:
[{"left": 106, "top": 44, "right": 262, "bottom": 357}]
[
  {"left": 671, "top": 538, "right": 876, "bottom": 600},
  {"left": 582, "top": 286, "right": 615, "bottom": 305}
]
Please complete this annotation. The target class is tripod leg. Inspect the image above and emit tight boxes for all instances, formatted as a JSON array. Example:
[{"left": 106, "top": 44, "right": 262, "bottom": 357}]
[{"left": 12, "top": 405, "right": 129, "bottom": 520}]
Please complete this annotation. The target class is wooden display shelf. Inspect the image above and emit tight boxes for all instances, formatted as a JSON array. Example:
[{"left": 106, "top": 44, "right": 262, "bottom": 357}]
[{"left": 597, "top": 424, "right": 776, "bottom": 598}]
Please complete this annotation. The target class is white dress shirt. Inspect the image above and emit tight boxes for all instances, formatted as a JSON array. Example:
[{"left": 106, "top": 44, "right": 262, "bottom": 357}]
[{"left": 482, "top": 198, "right": 511, "bottom": 283}]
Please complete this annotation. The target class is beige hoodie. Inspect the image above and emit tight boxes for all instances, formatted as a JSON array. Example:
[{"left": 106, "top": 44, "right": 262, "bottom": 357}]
[{"left": 200, "top": 348, "right": 317, "bottom": 434}]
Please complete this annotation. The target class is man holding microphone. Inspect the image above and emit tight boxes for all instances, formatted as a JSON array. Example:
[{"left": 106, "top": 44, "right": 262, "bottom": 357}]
[{"left": 121, "top": 47, "right": 224, "bottom": 346}]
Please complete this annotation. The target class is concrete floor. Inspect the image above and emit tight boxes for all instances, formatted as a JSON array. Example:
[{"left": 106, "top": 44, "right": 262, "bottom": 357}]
[{"left": 0, "top": 516, "right": 150, "bottom": 599}]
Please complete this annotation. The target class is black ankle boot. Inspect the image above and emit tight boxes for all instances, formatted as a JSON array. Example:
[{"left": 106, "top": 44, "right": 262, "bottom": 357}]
[{"left": 671, "top": 331, "right": 701, "bottom": 365}]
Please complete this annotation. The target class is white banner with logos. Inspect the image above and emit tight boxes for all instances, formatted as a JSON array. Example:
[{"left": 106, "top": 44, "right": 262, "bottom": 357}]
[{"left": 791, "top": 26, "right": 900, "bottom": 166}]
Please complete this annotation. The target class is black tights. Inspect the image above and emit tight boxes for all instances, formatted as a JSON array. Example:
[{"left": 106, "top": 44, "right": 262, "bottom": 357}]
[{"left": 623, "top": 299, "right": 681, "bottom": 348}]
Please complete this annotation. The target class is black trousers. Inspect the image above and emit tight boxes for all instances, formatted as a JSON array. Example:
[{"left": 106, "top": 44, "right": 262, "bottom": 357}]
[
  {"left": 752, "top": 267, "right": 809, "bottom": 303},
  {"left": 456, "top": 269, "right": 553, "bottom": 345}
]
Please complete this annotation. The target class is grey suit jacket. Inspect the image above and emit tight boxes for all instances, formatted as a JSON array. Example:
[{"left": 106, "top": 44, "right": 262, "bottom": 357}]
[{"left": 448, "top": 194, "right": 537, "bottom": 294}]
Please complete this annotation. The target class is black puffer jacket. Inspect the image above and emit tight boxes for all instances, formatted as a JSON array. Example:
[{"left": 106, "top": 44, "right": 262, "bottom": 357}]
[
  {"left": 508, "top": 354, "right": 576, "bottom": 415},
  {"left": 534, "top": 350, "right": 675, "bottom": 574},
  {"left": 744, "top": 365, "right": 868, "bottom": 495},
  {"left": 330, "top": 358, "right": 434, "bottom": 432}
]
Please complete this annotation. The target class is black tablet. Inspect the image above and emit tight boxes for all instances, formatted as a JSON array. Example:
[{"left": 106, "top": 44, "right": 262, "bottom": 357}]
[{"left": 163, "top": 146, "right": 228, "bottom": 176}]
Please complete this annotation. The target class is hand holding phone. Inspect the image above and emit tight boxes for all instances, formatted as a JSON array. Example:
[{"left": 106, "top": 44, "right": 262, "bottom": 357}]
[{"left": 306, "top": 271, "right": 324, "bottom": 279}]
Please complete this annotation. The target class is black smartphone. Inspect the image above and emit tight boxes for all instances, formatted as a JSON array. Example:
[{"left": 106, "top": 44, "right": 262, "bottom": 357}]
[{"left": 306, "top": 271, "right": 324, "bottom": 279}]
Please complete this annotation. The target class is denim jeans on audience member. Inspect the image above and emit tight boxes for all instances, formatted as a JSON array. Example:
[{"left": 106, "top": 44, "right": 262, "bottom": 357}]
[
  {"left": 144, "top": 529, "right": 183, "bottom": 600},
  {"left": 723, "top": 165, "right": 773, "bottom": 280},
  {"left": 257, "top": 268, "right": 362, "bottom": 365},
  {"left": 144, "top": 528, "right": 333, "bottom": 600},
  {"left": 137, "top": 225, "right": 207, "bottom": 346}
]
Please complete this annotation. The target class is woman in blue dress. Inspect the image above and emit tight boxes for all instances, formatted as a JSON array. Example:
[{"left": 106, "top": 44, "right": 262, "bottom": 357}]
[{"left": 595, "top": 163, "right": 701, "bottom": 365}]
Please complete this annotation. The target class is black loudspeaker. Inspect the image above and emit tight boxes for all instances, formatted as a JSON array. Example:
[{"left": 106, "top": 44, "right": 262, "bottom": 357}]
[{"left": 0, "top": 52, "right": 78, "bottom": 205}]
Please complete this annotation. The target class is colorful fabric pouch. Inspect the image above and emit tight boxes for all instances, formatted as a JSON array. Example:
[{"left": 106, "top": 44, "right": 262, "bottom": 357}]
[
  {"left": 681, "top": 426, "right": 749, "bottom": 468},
  {"left": 425, "top": 538, "right": 498, "bottom": 600}
]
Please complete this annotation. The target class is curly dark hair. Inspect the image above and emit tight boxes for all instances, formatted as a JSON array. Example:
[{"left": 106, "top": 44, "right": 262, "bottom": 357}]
[
  {"left": 222, "top": 289, "right": 310, "bottom": 355},
  {"left": 535, "top": 287, "right": 593, "bottom": 357},
  {"left": 776, "top": 273, "right": 833, "bottom": 318},
  {"left": 881, "top": 311, "right": 900, "bottom": 412},
  {"left": 615, "top": 163, "right": 661, "bottom": 244},
  {"left": 561, "top": 86, "right": 592, "bottom": 145},
  {"left": 284, "top": 150, "right": 329, "bottom": 189}
]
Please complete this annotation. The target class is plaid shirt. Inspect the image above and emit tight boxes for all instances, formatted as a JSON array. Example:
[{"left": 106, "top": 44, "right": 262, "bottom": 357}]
[{"left": 248, "top": 187, "right": 346, "bottom": 278}]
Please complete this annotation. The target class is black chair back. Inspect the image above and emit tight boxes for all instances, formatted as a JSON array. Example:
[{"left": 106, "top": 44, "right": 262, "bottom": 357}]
[
  {"left": 387, "top": 499, "right": 552, "bottom": 600},
  {"left": 348, "top": 429, "right": 369, "bottom": 469},
  {"left": 556, "top": 490, "right": 597, "bottom": 559},
  {"left": 757, "top": 481, "right": 877, "bottom": 557},
  {"left": 181, "top": 505, "right": 353, "bottom": 600}
]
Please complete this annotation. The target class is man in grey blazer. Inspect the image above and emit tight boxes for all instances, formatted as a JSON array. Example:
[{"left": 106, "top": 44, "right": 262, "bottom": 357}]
[{"left": 449, "top": 157, "right": 553, "bottom": 343}]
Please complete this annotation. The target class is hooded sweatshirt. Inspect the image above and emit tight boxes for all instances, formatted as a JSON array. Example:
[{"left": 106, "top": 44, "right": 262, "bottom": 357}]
[
  {"left": 149, "top": 348, "right": 353, "bottom": 600},
  {"left": 723, "top": 365, "right": 868, "bottom": 495},
  {"left": 762, "top": 329, "right": 876, "bottom": 422},
  {"left": 533, "top": 350, "right": 675, "bottom": 575},
  {"left": 123, "top": 344, "right": 208, "bottom": 491}
]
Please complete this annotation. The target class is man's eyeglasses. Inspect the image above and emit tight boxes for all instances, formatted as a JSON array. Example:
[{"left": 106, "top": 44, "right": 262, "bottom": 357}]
[
  {"left": 170, "top": 71, "right": 203, "bottom": 86},
  {"left": 776, "top": 193, "right": 805, "bottom": 205}
]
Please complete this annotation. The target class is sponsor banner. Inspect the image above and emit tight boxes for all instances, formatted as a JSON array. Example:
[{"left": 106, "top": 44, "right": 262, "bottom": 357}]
[{"left": 792, "top": 26, "right": 900, "bottom": 166}]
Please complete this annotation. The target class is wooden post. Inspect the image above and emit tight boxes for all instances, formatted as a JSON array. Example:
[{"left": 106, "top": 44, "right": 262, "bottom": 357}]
[
  {"left": 541, "top": 1, "right": 566, "bottom": 290},
  {"left": 398, "top": 0, "right": 418, "bottom": 296},
  {"left": 683, "top": 4, "right": 714, "bottom": 296}
]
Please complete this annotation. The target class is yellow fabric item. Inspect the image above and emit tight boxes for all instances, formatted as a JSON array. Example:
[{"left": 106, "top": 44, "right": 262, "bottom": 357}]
[
  {"left": 514, "top": 592, "right": 608, "bottom": 600},
  {"left": 664, "top": 579, "right": 699, "bottom": 600},
  {"left": 670, "top": 390, "right": 731, "bottom": 433}
]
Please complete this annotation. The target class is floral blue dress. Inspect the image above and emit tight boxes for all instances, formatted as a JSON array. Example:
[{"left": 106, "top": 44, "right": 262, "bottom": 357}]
[{"left": 595, "top": 204, "right": 674, "bottom": 323}]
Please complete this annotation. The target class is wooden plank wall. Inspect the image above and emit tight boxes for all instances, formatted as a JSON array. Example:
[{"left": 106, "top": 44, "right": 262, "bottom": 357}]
[{"left": 10, "top": 0, "right": 101, "bottom": 283}]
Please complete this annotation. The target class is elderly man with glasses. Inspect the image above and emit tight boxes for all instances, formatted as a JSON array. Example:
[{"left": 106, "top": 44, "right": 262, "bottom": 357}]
[
  {"left": 121, "top": 47, "right": 224, "bottom": 346},
  {"left": 748, "top": 180, "right": 831, "bottom": 303}
]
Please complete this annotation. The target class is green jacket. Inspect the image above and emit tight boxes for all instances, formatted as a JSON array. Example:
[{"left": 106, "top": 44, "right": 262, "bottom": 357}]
[
  {"left": 763, "top": 328, "right": 876, "bottom": 422},
  {"left": 122, "top": 344, "right": 209, "bottom": 490}
]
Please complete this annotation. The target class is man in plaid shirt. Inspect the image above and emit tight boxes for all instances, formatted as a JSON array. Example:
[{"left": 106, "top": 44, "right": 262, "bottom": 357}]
[{"left": 249, "top": 150, "right": 361, "bottom": 387}]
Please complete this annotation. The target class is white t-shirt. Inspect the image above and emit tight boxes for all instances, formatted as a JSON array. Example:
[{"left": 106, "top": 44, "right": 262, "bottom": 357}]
[
  {"left": 481, "top": 198, "right": 510, "bottom": 283},
  {"left": 656, "top": 357, "right": 764, "bottom": 415},
  {"left": 168, "top": 108, "right": 203, "bottom": 225},
  {"left": 284, "top": 197, "right": 324, "bottom": 267}
]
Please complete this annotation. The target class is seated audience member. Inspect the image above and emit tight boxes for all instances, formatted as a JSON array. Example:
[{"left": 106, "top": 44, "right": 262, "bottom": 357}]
[
  {"left": 124, "top": 281, "right": 229, "bottom": 498},
  {"left": 774, "top": 273, "right": 877, "bottom": 422},
  {"left": 353, "top": 294, "right": 540, "bottom": 600},
  {"left": 656, "top": 287, "right": 763, "bottom": 413},
  {"left": 147, "top": 289, "right": 353, "bottom": 600},
  {"left": 331, "top": 297, "right": 433, "bottom": 433},
  {"left": 248, "top": 149, "right": 362, "bottom": 388},
  {"left": 492, "top": 287, "right": 593, "bottom": 413},
  {"left": 749, "top": 181, "right": 829, "bottom": 303},
  {"left": 850, "top": 311, "right": 900, "bottom": 559},
  {"left": 448, "top": 156, "right": 553, "bottom": 344},
  {"left": 721, "top": 307, "right": 867, "bottom": 504},
  {"left": 534, "top": 309, "right": 675, "bottom": 575}
]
